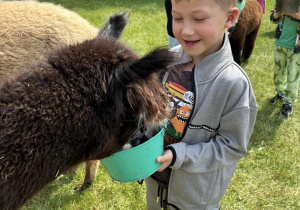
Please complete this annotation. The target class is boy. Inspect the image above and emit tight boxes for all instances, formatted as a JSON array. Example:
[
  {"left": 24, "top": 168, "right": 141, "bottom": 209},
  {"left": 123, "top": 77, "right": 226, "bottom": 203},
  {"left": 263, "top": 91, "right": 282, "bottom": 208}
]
[
  {"left": 145, "top": 0, "right": 257, "bottom": 209},
  {"left": 269, "top": 5, "right": 300, "bottom": 118}
]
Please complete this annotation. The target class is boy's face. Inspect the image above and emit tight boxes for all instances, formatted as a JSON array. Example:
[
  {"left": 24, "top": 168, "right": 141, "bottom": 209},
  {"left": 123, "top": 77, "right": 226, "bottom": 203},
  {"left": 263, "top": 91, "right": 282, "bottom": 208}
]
[{"left": 171, "top": 0, "right": 236, "bottom": 63}]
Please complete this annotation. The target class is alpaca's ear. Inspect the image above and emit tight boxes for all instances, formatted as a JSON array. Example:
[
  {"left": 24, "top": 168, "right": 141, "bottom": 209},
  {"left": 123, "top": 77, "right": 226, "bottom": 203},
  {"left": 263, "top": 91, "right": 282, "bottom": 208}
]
[
  {"left": 225, "top": 7, "right": 239, "bottom": 29},
  {"left": 97, "top": 12, "right": 130, "bottom": 39},
  {"left": 119, "top": 48, "right": 175, "bottom": 82}
]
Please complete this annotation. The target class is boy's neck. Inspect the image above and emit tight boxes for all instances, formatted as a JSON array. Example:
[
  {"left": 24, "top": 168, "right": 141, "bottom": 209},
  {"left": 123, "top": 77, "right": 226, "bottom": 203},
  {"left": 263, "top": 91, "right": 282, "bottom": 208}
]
[{"left": 182, "top": 62, "right": 194, "bottom": 72}]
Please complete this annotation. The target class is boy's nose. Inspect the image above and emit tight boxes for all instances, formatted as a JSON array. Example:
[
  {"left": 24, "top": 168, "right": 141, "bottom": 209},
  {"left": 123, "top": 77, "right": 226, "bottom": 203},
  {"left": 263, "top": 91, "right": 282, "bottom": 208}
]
[{"left": 181, "top": 22, "right": 195, "bottom": 36}]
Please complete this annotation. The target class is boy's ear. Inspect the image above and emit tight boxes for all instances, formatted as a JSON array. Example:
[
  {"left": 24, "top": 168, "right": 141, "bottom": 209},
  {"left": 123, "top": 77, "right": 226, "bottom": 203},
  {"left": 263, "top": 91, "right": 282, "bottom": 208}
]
[{"left": 225, "top": 7, "right": 239, "bottom": 29}]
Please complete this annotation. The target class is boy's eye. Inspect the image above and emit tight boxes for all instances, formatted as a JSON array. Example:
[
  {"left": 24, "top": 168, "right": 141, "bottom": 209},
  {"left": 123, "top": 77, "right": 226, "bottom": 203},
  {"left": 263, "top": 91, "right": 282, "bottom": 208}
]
[
  {"left": 195, "top": 18, "right": 204, "bottom": 22},
  {"left": 173, "top": 17, "right": 182, "bottom": 21}
]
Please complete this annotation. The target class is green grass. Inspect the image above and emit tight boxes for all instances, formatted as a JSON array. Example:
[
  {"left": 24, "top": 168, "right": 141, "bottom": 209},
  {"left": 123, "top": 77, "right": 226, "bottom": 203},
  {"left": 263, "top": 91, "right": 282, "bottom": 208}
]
[{"left": 22, "top": 0, "right": 300, "bottom": 209}]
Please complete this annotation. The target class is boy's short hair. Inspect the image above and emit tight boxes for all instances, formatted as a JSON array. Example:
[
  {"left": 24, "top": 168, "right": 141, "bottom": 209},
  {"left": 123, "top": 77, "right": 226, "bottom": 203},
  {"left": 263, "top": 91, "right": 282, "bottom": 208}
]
[{"left": 173, "top": 0, "right": 236, "bottom": 11}]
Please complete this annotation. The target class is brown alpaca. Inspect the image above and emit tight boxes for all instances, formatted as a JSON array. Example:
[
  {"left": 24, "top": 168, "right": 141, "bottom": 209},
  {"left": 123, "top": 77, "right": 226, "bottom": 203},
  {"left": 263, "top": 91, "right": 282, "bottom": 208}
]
[
  {"left": 229, "top": 0, "right": 263, "bottom": 64},
  {"left": 0, "top": 12, "right": 175, "bottom": 209},
  {"left": 0, "top": 1, "right": 123, "bottom": 190}
]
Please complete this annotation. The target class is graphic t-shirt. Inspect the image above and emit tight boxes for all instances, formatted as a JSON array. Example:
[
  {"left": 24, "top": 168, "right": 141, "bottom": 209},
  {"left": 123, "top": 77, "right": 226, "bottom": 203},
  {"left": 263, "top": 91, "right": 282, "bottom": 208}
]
[{"left": 164, "top": 70, "right": 194, "bottom": 146}]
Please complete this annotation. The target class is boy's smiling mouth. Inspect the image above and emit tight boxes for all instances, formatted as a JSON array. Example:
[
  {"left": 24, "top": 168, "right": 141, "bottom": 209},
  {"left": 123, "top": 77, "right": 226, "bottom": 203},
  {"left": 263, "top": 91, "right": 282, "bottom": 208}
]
[{"left": 184, "top": 40, "right": 200, "bottom": 47}]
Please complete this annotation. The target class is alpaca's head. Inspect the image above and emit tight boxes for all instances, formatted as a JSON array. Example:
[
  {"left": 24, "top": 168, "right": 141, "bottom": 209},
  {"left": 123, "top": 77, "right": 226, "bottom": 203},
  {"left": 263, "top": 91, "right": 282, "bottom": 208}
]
[
  {"left": 109, "top": 47, "right": 175, "bottom": 141},
  {"left": 97, "top": 12, "right": 176, "bottom": 140}
]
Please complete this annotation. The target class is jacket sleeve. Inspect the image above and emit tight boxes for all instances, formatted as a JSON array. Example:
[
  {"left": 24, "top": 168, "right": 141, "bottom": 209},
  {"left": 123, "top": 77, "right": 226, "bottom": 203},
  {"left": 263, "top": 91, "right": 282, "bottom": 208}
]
[{"left": 167, "top": 68, "right": 257, "bottom": 173}]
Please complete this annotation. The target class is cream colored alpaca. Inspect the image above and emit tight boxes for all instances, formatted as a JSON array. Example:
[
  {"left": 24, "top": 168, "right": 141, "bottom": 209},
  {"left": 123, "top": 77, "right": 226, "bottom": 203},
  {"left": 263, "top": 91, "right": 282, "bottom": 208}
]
[{"left": 0, "top": 1, "right": 98, "bottom": 80}]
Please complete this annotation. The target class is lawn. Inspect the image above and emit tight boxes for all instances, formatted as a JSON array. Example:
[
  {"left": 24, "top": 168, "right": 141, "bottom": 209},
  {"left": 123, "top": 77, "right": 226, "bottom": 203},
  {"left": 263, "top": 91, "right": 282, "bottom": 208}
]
[{"left": 21, "top": 0, "right": 300, "bottom": 209}]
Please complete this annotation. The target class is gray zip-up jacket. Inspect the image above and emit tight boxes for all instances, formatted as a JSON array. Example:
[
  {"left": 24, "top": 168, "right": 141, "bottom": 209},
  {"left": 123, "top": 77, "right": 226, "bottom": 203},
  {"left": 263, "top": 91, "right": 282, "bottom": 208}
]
[{"left": 146, "top": 33, "right": 257, "bottom": 210}]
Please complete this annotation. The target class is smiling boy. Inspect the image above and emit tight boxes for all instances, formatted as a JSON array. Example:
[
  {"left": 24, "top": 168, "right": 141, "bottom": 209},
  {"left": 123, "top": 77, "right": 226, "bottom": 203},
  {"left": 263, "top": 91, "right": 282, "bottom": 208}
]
[{"left": 145, "top": 0, "right": 257, "bottom": 209}]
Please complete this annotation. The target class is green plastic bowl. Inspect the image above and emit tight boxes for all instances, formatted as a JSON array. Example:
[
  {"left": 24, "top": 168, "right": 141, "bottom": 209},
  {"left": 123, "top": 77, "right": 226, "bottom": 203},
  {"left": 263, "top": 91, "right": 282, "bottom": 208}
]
[{"left": 100, "top": 126, "right": 165, "bottom": 182}]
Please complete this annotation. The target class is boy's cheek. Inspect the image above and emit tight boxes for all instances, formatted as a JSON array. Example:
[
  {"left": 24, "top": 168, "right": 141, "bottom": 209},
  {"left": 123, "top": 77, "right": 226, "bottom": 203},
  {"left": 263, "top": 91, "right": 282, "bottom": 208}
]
[{"left": 172, "top": 26, "right": 181, "bottom": 39}]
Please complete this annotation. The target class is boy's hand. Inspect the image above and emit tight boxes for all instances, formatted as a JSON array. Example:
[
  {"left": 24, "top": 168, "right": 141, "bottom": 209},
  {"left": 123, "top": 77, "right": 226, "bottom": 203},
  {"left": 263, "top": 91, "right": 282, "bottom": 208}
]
[
  {"left": 156, "top": 149, "right": 173, "bottom": 172},
  {"left": 285, "top": 6, "right": 300, "bottom": 20}
]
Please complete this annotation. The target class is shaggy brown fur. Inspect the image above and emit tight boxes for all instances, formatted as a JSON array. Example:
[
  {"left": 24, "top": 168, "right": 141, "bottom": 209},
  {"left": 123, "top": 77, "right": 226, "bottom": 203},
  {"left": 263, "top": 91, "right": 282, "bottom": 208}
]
[
  {"left": 0, "top": 15, "right": 176, "bottom": 210},
  {"left": 0, "top": 1, "right": 126, "bottom": 191},
  {"left": 229, "top": 0, "right": 262, "bottom": 64}
]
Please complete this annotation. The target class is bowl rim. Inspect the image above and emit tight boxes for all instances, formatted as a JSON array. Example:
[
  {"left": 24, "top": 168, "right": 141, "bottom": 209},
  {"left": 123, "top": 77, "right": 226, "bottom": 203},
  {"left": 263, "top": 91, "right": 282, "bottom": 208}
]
[{"left": 108, "top": 123, "right": 166, "bottom": 156}]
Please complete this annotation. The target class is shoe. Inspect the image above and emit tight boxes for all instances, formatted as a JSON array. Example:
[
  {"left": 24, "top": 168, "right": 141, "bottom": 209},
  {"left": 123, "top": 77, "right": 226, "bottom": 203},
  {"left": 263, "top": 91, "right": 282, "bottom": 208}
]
[
  {"left": 280, "top": 102, "right": 293, "bottom": 118},
  {"left": 270, "top": 93, "right": 283, "bottom": 103}
]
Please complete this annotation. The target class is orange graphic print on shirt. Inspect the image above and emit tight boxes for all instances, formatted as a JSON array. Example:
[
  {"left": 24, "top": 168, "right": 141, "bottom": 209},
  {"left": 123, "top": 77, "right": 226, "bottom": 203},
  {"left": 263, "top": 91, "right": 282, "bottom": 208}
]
[
  {"left": 171, "top": 104, "right": 191, "bottom": 137},
  {"left": 164, "top": 80, "right": 194, "bottom": 144}
]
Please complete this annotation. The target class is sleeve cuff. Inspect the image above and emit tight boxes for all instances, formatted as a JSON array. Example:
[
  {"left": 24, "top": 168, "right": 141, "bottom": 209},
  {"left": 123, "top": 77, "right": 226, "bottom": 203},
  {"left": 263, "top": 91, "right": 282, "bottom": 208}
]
[
  {"left": 165, "top": 146, "right": 176, "bottom": 166},
  {"left": 270, "top": 13, "right": 280, "bottom": 22}
]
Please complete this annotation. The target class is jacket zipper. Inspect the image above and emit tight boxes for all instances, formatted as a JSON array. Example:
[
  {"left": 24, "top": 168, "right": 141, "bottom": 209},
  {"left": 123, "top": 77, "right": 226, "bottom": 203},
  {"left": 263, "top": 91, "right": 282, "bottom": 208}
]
[{"left": 180, "top": 65, "right": 196, "bottom": 138}]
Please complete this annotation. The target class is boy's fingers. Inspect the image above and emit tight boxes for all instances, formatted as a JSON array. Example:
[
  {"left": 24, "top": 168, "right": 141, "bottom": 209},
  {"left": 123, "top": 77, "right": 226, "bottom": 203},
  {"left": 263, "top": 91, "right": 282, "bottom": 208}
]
[
  {"left": 156, "top": 156, "right": 164, "bottom": 163},
  {"left": 157, "top": 162, "right": 168, "bottom": 172}
]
